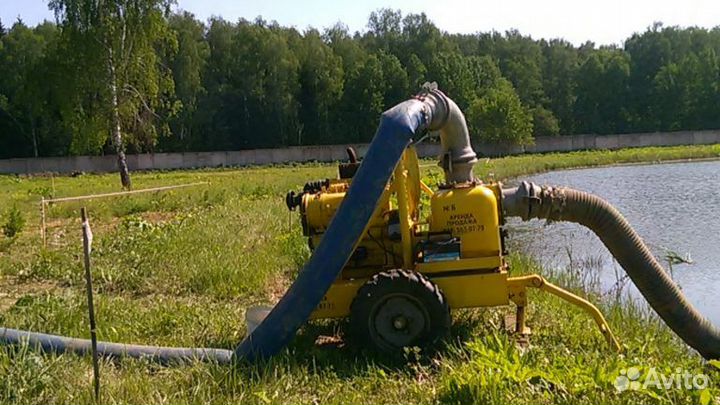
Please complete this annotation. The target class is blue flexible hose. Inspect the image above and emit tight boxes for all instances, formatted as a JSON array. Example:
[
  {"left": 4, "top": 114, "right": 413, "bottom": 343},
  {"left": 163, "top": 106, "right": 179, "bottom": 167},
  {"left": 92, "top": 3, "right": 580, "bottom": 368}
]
[
  {"left": 0, "top": 328, "right": 233, "bottom": 364},
  {"left": 234, "top": 98, "right": 431, "bottom": 361},
  {"left": 0, "top": 96, "right": 434, "bottom": 364}
]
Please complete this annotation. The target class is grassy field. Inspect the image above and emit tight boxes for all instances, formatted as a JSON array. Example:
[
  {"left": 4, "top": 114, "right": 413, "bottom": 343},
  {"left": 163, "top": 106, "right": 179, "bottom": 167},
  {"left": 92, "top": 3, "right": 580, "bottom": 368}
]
[{"left": 1, "top": 144, "right": 719, "bottom": 404}]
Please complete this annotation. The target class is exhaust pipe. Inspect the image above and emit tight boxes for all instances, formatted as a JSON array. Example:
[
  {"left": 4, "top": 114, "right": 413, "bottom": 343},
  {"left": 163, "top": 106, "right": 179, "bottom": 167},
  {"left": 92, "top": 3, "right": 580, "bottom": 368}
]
[{"left": 503, "top": 182, "right": 720, "bottom": 360}]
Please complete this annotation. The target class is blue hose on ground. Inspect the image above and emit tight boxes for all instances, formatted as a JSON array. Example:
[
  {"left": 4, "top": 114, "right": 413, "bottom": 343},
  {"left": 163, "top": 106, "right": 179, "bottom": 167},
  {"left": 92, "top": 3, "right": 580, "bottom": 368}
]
[
  {"left": 0, "top": 91, "right": 446, "bottom": 364},
  {"left": 0, "top": 328, "right": 233, "bottom": 364}
]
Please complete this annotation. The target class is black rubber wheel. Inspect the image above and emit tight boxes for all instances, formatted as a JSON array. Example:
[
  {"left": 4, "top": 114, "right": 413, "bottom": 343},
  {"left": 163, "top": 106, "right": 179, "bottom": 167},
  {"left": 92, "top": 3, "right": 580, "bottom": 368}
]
[{"left": 349, "top": 269, "right": 451, "bottom": 353}]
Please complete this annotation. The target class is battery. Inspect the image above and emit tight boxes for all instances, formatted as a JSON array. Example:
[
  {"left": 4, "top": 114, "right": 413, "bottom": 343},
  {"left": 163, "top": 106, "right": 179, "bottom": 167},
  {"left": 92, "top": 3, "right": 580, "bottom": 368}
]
[{"left": 418, "top": 237, "right": 461, "bottom": 262}]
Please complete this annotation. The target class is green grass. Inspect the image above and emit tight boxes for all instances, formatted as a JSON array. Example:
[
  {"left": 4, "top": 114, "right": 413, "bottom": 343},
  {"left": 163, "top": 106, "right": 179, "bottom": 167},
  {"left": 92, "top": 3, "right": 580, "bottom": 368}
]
[{"left": 1, "top": 145, "right": 719, "bottom": 405}]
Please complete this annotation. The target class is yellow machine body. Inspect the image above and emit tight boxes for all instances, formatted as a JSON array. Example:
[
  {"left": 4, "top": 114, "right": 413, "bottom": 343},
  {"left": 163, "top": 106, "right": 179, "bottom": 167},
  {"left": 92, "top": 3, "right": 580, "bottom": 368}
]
[
  {"left": 299, "top": 147, "right": 508, "bottom": 318},
  {"left": 429, "top": 186, "right": 502, "bottom": 258},
  {"left": 303, "top": 182, "right": 390, "bottom": 233},
  {"left": 312, "top": 270, "right": 510, "bottom": 319},
  {"left": 288, "top": 146, "right": 619, "bottom": 351}
]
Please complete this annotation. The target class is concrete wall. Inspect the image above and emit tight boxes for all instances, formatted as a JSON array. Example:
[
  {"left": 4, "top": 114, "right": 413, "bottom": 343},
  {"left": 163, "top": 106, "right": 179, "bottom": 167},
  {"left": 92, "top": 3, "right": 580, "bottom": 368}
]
[{"left": 2, "top": 130, "right": 719, "bottom": 174}]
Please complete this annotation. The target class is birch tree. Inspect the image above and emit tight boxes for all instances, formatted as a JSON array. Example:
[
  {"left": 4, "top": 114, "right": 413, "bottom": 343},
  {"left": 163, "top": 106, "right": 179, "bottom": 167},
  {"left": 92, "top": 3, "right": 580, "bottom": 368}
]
[{"left": 49, "top": 0, "right": 176, "bottom": 189}]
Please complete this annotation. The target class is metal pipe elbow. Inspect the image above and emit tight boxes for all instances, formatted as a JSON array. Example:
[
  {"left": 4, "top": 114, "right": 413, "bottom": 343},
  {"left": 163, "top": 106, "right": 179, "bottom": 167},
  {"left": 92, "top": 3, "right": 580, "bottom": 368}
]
[{"left": 421, "top": 90, "right": 478, "bottom": 184}]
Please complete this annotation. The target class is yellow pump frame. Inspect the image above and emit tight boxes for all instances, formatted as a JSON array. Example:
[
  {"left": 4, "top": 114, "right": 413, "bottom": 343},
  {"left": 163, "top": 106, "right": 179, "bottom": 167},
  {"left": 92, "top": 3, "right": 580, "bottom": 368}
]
[{"left": 308, "top": 147, "right": 620, "bottom": 352}]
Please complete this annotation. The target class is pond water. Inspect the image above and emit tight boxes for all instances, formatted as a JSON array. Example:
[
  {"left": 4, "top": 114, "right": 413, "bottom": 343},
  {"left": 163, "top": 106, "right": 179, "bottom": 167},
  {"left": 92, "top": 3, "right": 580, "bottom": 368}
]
[{"left": 506, "top": 159, "right": 720, "bottom": 324}]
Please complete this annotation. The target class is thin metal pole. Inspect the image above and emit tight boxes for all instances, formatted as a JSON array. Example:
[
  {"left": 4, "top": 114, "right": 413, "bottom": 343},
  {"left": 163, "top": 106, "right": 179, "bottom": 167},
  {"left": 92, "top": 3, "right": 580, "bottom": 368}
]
[
  {"left": 81, "top": 208, "right": 100, "bottom": 401},
  {"left": 40, "top": 198, "right": 46, "bottom": 248}
]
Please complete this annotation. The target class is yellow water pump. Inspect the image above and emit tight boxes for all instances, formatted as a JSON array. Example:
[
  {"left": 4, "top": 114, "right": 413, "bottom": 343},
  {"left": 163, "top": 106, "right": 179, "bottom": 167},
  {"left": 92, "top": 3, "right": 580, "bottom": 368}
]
[{"left": 286, "top": 146, "right": 620, "bottom": 352}]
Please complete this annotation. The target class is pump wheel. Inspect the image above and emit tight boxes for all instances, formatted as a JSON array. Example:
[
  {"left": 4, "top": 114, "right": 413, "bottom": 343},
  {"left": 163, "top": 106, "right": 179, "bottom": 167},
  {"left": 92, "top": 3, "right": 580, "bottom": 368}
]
[{"left": 349, "top": 269, "right": 451, "bottom": 353}]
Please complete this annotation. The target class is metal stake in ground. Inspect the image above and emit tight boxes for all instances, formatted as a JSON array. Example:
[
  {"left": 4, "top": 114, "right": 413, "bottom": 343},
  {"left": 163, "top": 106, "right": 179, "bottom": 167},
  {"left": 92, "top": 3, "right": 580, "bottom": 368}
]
[
  {"left": 40, "top": 197, "right": 46, "bottom": 248},
  {"left": 81, "top": 207, "right": 99, "bottom": 401}
]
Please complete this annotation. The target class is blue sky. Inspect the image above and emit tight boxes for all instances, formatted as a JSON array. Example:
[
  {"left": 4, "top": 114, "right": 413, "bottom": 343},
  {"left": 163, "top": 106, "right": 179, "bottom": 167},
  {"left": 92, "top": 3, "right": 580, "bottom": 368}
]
[{"left": 2, "top": 0, "right": 720, "bottom": 46}]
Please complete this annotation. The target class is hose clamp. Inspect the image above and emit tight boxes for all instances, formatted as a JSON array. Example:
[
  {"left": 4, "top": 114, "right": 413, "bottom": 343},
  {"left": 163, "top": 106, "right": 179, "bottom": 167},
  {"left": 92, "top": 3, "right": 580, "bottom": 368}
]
[
  {"left": 519, "top": 181, "right": 541, "bottom": 220},
  {"left": 414, "top": 85, "right": 450, "bottom": 130}
]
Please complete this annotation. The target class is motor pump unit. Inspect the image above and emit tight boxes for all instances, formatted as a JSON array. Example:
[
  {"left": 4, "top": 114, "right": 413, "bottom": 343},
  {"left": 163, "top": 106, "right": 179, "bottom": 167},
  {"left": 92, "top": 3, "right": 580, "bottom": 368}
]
[{"left": 284, "top": 146, "right": 619, "bottom": 353}]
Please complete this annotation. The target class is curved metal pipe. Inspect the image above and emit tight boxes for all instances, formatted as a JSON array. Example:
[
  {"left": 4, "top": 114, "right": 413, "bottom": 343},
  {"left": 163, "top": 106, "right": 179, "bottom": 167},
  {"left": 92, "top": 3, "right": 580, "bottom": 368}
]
[
  {"left": 424, "top": 90, "right": 478, "bottom": 184},
  {"left": 503, "top": 181, "right": 720, "bottom": 360},
  {"left": 0, "top": 89, "right": 462, "bottom": 364}
]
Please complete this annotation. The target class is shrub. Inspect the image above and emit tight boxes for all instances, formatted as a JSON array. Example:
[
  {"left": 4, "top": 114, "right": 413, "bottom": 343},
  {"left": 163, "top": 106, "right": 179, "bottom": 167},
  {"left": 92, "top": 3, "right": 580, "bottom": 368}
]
[{"left": 3, "top": 205, "right": 26, "bottom": 238}]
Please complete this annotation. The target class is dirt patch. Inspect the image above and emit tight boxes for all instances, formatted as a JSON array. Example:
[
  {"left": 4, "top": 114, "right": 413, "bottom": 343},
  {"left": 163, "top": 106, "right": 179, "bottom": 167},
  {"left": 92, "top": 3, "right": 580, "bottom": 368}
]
[
  {"left": 43, "top": 211, "right": 173, "bottom": 248},
  {"left": 44, "top": 216, "right": 115, "bottom": 248},
  {"left": 265, "top": 272, "right": 292, "bottom": 303},
  {"left": 0, "top": 276, "right": 62, "bottom": 312},
  {"left": 140, "top": 211, "right": 176, "bottom": 223}
]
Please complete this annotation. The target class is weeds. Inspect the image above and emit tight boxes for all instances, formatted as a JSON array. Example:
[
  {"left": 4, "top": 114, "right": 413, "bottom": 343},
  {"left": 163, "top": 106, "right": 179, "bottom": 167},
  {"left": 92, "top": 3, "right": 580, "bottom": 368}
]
[
  {"left": 0, "top": 145, "right": 718, "bottom": 404},
  {"left": 2, "top": 205, "right": 25, "bottom": 238}
]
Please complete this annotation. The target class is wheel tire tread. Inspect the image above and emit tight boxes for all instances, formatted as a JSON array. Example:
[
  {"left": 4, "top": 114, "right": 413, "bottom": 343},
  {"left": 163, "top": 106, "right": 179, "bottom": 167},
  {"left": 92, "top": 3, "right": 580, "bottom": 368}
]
[{"left": 348, "top": 269, "right": 451, "bottom": 353}]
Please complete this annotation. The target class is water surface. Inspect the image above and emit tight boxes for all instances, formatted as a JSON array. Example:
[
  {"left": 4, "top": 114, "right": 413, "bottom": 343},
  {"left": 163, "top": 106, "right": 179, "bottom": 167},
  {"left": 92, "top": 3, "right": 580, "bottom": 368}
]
[{"left": 507, "top": 160, "right": 720, "bottom": 324}]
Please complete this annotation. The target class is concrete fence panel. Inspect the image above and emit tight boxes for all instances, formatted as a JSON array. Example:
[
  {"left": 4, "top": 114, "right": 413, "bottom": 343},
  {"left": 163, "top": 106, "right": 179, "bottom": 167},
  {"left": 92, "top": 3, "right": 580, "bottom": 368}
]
[{"left": 2, "top": 130, "right": 720, "bottom": 175}]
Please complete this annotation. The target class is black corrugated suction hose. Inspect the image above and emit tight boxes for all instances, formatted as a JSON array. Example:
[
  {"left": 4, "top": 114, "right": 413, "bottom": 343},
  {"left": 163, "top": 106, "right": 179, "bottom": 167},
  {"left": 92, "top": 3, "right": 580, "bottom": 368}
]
[{"left": 503, "top": 182, "right": 720, "bottom": 360}]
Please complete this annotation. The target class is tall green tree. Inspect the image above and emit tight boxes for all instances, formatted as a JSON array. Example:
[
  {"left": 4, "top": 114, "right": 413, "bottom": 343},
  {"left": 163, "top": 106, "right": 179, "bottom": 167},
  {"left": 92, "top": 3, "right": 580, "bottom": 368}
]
[
  {"left": 574, "top": 48, "right": 631, "bottom": 134},
  {"left": 405, "top": 53, "right": 427, "bottom": 90},
  {"left": 531, "top": 106, "right": 560, "bottom": 137},
  {"left": 295, "top": 29, "right": 343, "bottom": 145},
  {"left": 400, "top": 12, "right": 454, "bottom": 66},
  {"left": 194, "top": 17, "right": 234, "bottom": 150},
  {"left": 365, "top": 8, "right": 402, "bottom": 54},
  {"left": 324, "top": 22, "right": 365, "bottom": 75},
  {"left": 0, "top": 21, "right": 61, "bottom": 158},
  {"left": 478, "top": 30, "right": 546, "bottom": 107},
  {"left": 340, "top": 54, "right": 385, "bottom": 142},
  {"left": 48, "top": 0, "right": 177, "bottom": 189},
  {"left": 198, "top": 19, "right": 299, "bottom": 149},
  {"left": 654, "top": 48, "right": 720, "bottom": 130},
  {"left": 624, "top": 23, "right": 675, "bottom": 131},
  {"left": 541, "top": 39, "right": 578, "bottom": 134},
  {"left": 466, "top": 78, "right": 533, "bottom": 145},
  {"left": 376, "top": 50, "right": 408, "bottom": 107},
  {"left": 427, "top": 53, "right": 501, "bottom": 110},
  {"left": 163, "top": 12, "right": 208, "bottom": 150}
]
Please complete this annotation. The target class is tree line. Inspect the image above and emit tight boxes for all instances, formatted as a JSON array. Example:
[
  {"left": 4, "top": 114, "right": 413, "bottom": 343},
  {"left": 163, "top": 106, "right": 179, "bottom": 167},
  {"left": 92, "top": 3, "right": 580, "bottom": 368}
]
[{"left": 2, "top": 3, "right": 720, "bottom": 166}]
